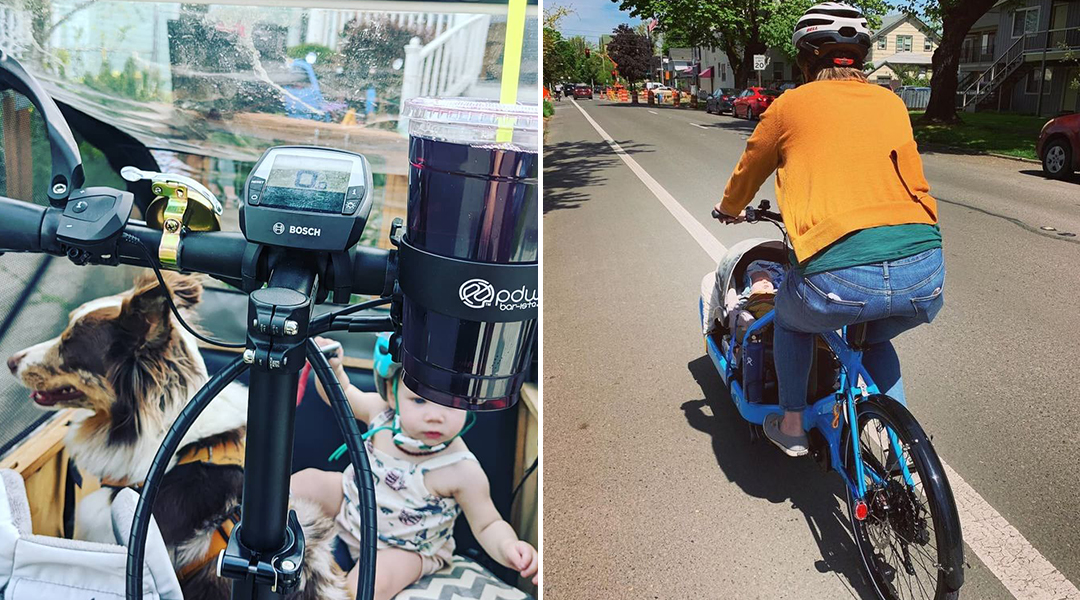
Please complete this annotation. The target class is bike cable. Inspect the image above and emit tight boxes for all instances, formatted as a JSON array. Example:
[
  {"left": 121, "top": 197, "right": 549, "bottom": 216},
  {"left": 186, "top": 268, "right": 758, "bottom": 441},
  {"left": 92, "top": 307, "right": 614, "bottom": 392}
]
[
  {"left": 123, "top": 233, "right": 247, "bottom": 348},
  {"left": 510, "top": 457, "right": 539, "bottom": 504},
  {"left": 123, "top": 234, "right": 392, "bottom": 348}
]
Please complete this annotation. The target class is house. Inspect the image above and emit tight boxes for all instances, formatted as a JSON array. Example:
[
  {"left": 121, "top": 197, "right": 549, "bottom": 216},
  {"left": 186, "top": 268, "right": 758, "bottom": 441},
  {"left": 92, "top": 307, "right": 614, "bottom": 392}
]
[
  {"left": 696, "top": 47, "right": 793, "bottom": 95},
  {"left": 865, "top": 13, "right": 942, "bottom": 85},
  {"left": 957, "top": 0, "right": 1080, "bottom": 115}
]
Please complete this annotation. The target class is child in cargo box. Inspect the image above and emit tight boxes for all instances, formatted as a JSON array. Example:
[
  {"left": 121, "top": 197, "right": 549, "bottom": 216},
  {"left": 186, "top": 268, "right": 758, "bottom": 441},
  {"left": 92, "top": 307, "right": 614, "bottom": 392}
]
[{"left": 290, "top": 335, "right": 538, "bottom": 600}]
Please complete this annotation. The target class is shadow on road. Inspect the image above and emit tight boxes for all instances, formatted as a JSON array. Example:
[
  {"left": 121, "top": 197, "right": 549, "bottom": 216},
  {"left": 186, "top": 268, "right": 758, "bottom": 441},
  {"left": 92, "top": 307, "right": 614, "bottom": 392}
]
[
  {"left": 1018, "top": 168, "right": 1080, "bottom": 185},
  {"left": 683, "top": 355, "right": 879, "bottom": 600},
  {"left": 543, "top": 137, "right": 653, "bottom": 214}
]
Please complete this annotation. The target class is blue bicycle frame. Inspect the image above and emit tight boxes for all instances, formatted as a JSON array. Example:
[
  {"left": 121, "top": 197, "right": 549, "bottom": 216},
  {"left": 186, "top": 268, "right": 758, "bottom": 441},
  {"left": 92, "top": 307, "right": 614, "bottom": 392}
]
[{"left": 701, "top": 298, "right": 916, "bottom": 502}]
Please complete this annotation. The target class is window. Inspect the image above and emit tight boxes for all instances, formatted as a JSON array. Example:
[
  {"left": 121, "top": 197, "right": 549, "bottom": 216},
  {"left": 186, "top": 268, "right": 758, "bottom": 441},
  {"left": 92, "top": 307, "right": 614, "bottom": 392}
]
[
  {"left": 897, "top": 35, "right": 913, "bottom": 52},
  {"left": 1026, "top": 67, "right": 1053, "bottom": 94},
  {"left": 983, "top": 32, "right": 995, "bottom": 58},
  {"left": 877, "top": 76, "right": 892, "bottom": 84},
  {"left": 878, "top": 37, "right": 887, "bottom": 49},
  {"left": 1012, "top": 7, "right": 1039, "bottom": 38},
  {"left": 924, "top": 38, "right": 932, "bottom": 52},
  {"left": 721, "top": 63, "right": 727, "bottom": 82},
  {"left": 773, "top": 61, "right": 784, "bottom": 82}
]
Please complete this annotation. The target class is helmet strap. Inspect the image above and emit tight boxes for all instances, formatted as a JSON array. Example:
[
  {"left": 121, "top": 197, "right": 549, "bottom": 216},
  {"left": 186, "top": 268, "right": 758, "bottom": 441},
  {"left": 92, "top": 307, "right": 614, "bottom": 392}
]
[{"left": 375, "top": 375, "right": 477, "bottom": 453}]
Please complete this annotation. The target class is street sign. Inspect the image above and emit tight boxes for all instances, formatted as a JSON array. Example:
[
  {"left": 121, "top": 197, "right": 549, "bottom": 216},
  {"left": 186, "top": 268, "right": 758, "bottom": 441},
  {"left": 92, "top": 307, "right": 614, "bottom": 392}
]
[{"left": 753, "top": 55, "right": 767, "bottom": 71}]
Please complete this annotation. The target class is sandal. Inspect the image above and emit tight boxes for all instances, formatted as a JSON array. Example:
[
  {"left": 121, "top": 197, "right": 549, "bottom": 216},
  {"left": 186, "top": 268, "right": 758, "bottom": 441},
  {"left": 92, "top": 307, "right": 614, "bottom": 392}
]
[{"left": 763, "top": 413, "right": 809, "bottom": 457}]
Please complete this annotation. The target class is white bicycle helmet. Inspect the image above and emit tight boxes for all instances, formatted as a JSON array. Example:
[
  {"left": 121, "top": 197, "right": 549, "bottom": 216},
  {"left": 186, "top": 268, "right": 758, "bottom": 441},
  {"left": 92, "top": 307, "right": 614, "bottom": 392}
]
[{"left": 792, "top": 2, "right": 871, "bottom": 65}]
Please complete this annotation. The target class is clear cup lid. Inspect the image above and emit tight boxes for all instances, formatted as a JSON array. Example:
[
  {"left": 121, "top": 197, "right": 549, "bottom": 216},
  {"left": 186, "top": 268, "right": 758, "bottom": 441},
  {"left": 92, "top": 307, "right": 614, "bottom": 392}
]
[{"left": 403, "top": 97, "right": 539, "bottom": 153}]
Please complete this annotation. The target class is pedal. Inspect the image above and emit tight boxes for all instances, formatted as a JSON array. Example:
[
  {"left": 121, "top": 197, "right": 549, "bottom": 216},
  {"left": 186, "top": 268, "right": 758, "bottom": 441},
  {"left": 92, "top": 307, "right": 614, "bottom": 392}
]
[{"left": 808, "top": 429, "right": 831, "bottom": 472}]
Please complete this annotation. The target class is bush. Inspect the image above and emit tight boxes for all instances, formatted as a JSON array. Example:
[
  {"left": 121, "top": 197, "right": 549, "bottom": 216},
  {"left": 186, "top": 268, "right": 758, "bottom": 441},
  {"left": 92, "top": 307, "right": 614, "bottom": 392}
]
[
  {"left": 286, "top": 44, "right": 336, "bottom": 64},
  {"left": 543, "top": 100, "right": 554, "bottom": 117}
]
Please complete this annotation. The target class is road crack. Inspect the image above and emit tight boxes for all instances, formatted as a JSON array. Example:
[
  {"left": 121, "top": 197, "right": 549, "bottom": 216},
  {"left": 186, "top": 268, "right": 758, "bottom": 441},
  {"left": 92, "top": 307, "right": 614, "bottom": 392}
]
[{"left": 936, "top": 196, "right": 1080, "bottom": 246}]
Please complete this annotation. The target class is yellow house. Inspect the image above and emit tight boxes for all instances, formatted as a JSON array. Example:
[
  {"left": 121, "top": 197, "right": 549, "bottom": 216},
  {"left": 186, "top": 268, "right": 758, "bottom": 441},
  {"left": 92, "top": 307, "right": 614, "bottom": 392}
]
[{"left": 865, "top": 14, "right": 942, "bottom": 85}]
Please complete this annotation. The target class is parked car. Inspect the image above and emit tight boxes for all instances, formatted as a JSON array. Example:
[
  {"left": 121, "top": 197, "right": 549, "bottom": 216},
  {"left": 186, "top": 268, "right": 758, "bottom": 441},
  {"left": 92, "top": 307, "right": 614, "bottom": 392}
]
[
  {"left": 732, "top": 87, "right": 780, "bottom": 120},
  {"left": 1036, "top": 112, "right": 1080, "bottom": 180},
  {"left": 572, "top": 84, "right": 593, "bottom": 100},
  {"left": 649, "top": 85, "right": 673, "bottom": 101},
  {"left": 705, "top": 88, "right": 739, "bottom": 115}
]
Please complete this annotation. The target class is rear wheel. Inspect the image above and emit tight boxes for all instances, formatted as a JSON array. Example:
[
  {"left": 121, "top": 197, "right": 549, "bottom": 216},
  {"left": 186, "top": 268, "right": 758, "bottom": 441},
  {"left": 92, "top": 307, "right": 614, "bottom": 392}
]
[{"left": 844, "top": 396, "right": 964, "bottom": 600}]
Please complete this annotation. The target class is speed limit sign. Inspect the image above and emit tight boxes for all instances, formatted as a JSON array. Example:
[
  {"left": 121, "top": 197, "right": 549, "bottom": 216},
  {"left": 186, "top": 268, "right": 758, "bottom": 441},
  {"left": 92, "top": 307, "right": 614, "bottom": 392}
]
[{"left": 753, "top": 54, "right": 767, "bottom": 71}]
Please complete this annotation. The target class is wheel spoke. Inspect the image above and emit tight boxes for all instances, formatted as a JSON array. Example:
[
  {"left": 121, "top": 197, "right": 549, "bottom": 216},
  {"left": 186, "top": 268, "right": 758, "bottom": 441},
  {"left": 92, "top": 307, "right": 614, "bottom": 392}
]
[{"left": 850, "top": 408, "right": 955, "bottom": 600}]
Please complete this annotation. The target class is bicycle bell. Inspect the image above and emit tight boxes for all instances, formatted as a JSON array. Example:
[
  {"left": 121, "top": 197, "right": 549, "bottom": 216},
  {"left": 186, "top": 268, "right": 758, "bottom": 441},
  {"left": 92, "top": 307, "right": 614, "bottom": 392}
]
[{"left": 122, "top": 166, "right": 223, "bottom": 268}]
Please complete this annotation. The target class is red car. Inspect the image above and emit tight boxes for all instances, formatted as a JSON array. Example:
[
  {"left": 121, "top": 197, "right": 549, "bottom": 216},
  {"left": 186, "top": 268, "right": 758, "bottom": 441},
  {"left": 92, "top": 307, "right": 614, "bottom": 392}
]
[
  {"left": 732, "top": 87, "right": 781, "bottom": 120},
  {"left": 572, "top": 84, "right": 593, "bottom": 100},
  {"left": 1037, "top": 112, "right": 1080, "bottom": 180}
]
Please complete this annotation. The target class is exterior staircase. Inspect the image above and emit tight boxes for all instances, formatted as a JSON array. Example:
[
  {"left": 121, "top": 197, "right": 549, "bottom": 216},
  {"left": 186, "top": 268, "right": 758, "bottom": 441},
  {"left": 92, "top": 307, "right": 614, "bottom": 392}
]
[{"left": 957, "top": 35, "right": 1028, "bottom": 111}]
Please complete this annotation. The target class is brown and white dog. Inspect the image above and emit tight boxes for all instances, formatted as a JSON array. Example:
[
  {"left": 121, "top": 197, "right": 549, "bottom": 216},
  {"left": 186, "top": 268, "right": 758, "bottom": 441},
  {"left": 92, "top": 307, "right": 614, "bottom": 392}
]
[{"left": 6, "top": 271, "right": 349, "bottom": 600}]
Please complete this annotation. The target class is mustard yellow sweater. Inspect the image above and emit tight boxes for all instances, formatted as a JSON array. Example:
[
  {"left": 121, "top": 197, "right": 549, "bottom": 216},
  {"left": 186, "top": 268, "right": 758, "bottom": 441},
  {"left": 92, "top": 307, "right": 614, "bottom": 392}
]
[{"left": 719, "top": 80, "right": 938, "bottom": 262}]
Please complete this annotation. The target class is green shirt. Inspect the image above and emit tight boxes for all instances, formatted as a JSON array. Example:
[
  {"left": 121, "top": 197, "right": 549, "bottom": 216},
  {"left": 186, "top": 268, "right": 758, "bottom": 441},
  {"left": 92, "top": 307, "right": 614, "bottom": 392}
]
[{"left": 793, "top": 224, "right": 942, "bottom": 276}]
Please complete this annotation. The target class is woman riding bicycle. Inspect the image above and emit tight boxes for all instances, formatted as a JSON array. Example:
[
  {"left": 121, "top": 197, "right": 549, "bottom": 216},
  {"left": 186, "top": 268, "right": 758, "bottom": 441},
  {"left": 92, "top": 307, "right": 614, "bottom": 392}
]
[{"left": 713, "top": 2, "right": 945, "bottom": 457}]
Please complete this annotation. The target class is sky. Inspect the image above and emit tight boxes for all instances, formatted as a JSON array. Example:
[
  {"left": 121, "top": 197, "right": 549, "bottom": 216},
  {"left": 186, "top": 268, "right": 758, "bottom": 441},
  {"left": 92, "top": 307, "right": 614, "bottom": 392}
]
[{"left": 553, "top": 0, "right": 643, "bottom": 43}]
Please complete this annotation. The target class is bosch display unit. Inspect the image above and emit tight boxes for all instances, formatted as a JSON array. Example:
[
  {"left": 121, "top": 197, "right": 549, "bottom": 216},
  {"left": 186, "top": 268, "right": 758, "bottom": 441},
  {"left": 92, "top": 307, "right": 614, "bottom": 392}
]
[{"left": 240, "top": 146, "right": 373, "bottom": 251}]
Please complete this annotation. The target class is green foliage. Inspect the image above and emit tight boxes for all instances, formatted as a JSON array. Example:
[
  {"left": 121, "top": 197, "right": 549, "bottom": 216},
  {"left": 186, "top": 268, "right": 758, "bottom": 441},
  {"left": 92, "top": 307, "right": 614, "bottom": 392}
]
[
  {"left": 546, "top": 29, "right": 615, "bottom": 86},
  {"left": 615, "top": 0, "right": 888, "bottom": 85},
  {"left": 81, "top": 55, "right": 163, "bottom": 102},
  {"left": 543, "top": 99, "right": 554, "bottom": 117},
  {"left": 286, "top": 43, "right": 335, "bottom": 63},
  {"left": 891, "top": 64, "right": 927, "bottom": 86},
  {"left": 543, "top": 27, "right": 577, "bottom": 85}
]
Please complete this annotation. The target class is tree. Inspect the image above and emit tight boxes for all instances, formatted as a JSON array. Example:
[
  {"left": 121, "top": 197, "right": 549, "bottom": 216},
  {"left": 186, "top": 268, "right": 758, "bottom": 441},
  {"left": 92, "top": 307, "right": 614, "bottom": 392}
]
[
  {"left": 606, "top": 24, "right": 652, "bottom": 101},
  {"left": 613, "top": 0, "right": 887, "bottom": 88},
  {"left": 894, "top": 0, "right": 999, "bottom": 123},
  {"left": 891, "top": 63, "right": 928, "bottom": 86},
  {"left": 543, "top": 4, "right": 575, "bottom": 87}
]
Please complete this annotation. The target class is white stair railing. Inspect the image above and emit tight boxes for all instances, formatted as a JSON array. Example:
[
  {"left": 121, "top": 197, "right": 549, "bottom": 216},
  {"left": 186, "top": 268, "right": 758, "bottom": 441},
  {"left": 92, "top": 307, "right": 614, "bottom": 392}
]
[
  {"left": 399, "top": 14, "right": 490, "bottom": 118},
  {"left": 303, "top": 11, "right": 465, "bottom": 52}
]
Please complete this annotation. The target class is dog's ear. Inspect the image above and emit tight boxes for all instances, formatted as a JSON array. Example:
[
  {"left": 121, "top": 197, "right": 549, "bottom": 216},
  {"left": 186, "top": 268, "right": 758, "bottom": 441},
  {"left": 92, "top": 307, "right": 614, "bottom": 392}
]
[
  {"left": 163, "top": 272, "right": 204, "bottom": 308},
  {"left": 118, "top": 273, "right": 173, "bottom": 350}
]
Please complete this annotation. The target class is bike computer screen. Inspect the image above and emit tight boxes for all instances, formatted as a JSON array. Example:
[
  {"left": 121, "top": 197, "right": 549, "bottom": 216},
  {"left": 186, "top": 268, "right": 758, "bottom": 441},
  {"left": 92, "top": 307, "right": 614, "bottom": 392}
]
[
  {"left": 260, "top": 154, "right": 355, "bottom": 213},
  {"left": 240, "top": 146, "right": 373, "bottom": 252}
]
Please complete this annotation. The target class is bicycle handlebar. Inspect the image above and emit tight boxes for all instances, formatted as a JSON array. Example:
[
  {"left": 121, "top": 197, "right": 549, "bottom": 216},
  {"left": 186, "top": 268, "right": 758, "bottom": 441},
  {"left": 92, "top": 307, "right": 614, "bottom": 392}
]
[
  {"left": 711, "top": 201, "right": 783, "bottom": 224},
  {"left": 0, "top": 195, "right": 390, "bottom": 297}
]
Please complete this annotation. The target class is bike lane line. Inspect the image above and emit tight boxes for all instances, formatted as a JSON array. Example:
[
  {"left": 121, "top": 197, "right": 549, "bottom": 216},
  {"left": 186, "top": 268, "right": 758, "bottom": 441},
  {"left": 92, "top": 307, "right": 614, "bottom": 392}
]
[
  {"left": 570, "top": 99, "right": 726, "bottom": 263},
  {"left": 570, "top": 97, "right": 1080, "bottom": 600}
]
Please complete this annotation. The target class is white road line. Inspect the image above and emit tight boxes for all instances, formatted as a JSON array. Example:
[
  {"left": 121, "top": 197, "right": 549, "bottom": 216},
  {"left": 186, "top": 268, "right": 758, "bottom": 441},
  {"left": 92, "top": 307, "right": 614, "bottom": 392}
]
[
  {"left": 940, "top": 462, "right": 1080, "bottom": 600},
  {"left": 648, "top": 110, "right": 658, "bottom": 114},
  {"left": 570, "top": 97, "right": 1080, "bottom": 600},
  {"left": 691, "top": 123, "right": 708, "bottom": 130},
  {"left": 570, "top": 99, "right": 726, "bottom": 263}
]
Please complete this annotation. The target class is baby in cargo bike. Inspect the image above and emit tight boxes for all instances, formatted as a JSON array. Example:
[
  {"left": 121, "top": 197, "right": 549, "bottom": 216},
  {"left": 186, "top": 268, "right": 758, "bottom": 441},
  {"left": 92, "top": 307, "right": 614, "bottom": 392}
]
[{"left": 701, "top": 235, "right": 840, "bottom": 411}]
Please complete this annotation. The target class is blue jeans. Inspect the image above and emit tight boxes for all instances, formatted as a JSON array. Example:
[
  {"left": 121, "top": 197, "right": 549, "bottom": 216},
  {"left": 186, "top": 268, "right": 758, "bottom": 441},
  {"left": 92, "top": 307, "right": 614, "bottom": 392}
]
[{"left": 773, "top": 248, "right": 945, "bottom": 411}]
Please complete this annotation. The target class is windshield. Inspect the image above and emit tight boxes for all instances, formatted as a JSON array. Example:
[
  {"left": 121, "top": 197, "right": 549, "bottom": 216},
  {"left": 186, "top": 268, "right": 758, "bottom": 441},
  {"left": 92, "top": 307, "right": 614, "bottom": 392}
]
[
  {"left": 0, "top": 0, "right": 538, "bottom": 240},
  {"left": 0, "top": 0, "right": 538, "bottom": 245},
  {"left": 761, "top": 89, "right": 781, "bottom": 97}
]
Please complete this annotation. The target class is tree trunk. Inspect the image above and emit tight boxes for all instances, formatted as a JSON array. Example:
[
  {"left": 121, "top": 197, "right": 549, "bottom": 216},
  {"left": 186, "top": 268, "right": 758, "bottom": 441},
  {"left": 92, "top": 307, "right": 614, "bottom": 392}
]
[
  {"left": 726, "top": 41, "right": 767, "bottom": 89},
  {"left": 922, "top": 0, "right": 1000, "bottom": 123}
]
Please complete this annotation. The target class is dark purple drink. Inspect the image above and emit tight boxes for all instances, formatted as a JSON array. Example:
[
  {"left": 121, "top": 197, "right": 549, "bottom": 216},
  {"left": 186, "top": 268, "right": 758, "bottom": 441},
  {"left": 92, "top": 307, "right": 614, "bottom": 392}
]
[{"left": 399, "top": 99, "right": 538, "bottom": 411}]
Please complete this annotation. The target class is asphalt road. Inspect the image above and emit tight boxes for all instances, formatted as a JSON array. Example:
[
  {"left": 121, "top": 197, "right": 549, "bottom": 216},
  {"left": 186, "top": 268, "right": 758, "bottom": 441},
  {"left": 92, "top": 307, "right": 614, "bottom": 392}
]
[{"left": 543, "top": 98, "right": 1080, "bottom": 600}]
